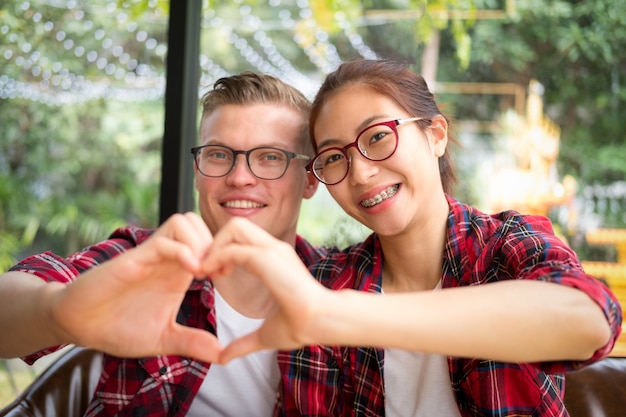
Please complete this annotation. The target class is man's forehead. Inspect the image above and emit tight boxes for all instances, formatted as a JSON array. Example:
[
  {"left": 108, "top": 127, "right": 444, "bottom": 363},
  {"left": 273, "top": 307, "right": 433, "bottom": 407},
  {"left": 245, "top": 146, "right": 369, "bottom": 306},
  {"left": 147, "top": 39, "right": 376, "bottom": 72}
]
[{"left": 199, "top": 104, "right": 304, "bottom": 148}]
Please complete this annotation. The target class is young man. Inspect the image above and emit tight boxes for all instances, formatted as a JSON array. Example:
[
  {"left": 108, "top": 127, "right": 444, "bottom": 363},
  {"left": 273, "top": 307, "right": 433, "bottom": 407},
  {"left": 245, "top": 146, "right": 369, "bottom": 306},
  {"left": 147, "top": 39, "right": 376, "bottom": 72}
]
[{"left": 0, "top": 72, "right": 324, "bottom": 416}]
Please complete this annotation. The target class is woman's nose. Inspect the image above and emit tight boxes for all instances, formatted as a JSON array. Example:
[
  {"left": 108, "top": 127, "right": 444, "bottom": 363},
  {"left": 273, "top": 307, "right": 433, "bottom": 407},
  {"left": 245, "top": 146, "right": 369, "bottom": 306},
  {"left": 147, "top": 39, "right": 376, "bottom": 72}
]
[{"left": 347, "top": 149, "right": 378, "bottom": 185}]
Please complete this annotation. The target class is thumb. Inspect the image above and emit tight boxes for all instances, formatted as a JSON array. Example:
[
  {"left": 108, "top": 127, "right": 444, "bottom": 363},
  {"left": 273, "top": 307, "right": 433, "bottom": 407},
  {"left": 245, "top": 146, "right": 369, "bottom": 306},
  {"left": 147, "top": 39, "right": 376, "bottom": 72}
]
[
  {"left": 218, "top": 331, "right": 265, "bottom": 365},
  {"left": 166, "top": 326, "right": 225, "bottom": 363}
]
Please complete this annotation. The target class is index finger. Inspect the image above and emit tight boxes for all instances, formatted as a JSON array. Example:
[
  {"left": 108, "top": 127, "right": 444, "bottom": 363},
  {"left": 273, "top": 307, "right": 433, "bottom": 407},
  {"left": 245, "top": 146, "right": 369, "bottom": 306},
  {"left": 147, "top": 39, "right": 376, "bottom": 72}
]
[{"left": 155, "top": 212, "right": 214, "bottom": 259}]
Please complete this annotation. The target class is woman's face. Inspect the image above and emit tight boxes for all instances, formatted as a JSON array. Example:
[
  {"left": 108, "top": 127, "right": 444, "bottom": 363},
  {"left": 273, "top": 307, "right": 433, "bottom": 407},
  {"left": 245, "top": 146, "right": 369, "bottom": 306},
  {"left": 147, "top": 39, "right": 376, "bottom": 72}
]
[{"left": 313, "top": 84, "right": 448, "bottom": 236}]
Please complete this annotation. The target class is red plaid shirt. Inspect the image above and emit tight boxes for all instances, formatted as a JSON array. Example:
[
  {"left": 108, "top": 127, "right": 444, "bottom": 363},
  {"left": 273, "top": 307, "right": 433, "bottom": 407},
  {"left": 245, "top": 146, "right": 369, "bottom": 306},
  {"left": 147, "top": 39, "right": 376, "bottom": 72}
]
[
  {"left": 275, "top": 195, "right": 622, "bottom": 417},
  {"left": 13, "top": 227, "right": 327, "bottom": 417}
]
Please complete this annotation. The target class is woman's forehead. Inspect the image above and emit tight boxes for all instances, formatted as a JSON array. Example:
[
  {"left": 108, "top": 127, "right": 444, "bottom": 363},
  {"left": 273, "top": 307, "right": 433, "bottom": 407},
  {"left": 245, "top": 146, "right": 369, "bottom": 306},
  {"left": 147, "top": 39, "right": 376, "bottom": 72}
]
[{"left": 315, "top": 89, "right": 403, "bottom": 132}]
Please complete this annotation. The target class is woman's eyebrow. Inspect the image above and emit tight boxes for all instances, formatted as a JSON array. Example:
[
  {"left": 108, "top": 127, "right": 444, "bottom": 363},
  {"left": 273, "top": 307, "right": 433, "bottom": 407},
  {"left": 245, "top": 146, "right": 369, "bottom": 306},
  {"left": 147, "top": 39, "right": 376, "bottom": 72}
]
[{"left": 316, "top": 114, "right": 391, "bottom": 149}]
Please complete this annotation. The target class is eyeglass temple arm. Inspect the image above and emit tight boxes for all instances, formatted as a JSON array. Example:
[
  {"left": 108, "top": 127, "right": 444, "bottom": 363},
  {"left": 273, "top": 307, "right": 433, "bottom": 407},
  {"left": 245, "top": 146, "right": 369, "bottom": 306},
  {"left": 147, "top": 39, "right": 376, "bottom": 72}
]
[{"left": 291, "top": 153, "right": 311, "bottom": 161}]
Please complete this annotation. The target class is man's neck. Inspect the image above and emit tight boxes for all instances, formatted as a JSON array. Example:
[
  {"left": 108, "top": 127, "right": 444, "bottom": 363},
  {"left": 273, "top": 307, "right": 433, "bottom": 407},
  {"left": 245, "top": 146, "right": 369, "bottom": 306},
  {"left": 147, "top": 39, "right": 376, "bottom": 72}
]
[{"left": 212, "top": 266, "right": 274, "bottom": 319}]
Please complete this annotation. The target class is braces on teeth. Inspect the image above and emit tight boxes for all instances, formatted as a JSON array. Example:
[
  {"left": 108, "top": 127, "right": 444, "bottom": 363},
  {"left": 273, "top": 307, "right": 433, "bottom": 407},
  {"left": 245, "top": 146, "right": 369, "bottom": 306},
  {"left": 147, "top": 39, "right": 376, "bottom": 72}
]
[{"left": 362, "top": 185, "right": 398, "bottom": 207}]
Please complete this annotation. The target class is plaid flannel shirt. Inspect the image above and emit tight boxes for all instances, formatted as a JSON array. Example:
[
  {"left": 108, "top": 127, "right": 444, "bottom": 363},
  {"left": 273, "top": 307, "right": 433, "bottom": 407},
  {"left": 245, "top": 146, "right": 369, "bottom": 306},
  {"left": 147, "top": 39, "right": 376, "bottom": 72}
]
[
  {"left": 13, "top": 227, "right": 327, "bottom": 417},
  {"left": 275, "top": 195, "right": 622, "bottom": 417}
]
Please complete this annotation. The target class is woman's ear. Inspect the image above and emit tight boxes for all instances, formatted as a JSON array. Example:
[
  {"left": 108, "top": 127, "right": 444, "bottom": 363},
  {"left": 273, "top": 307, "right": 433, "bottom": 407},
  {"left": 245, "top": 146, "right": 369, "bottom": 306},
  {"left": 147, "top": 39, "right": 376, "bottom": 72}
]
[{"left": 428, "top": 115, "right": 448, "bottom": 157}]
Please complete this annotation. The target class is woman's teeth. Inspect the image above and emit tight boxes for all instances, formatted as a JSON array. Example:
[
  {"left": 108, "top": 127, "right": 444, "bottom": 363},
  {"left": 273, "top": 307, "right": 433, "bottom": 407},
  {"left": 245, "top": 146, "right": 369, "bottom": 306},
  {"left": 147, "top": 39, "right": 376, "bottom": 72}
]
[{"left": 360, "top": 185, "right": 399, "bottom": 208}]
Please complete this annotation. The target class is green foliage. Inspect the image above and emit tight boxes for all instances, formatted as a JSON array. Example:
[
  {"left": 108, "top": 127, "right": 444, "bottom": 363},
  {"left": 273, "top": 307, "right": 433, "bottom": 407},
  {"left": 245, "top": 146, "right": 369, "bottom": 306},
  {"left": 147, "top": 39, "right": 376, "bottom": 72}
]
[
  {"left": 422, "top": 0, "right": 477, "bottom": 69},
  {"left": 0, "top": 1, "right": 166, "bottom": 268},
  {"left": 0, "top": 97, "right": 162, "bottom": 268},
  {"left": 354, "top": 0, "right": 476, "bottom": 68},
  {"left": 298, "top": 188, "right": 370, "bottom": 248},
  {"left": 459, "top": 0, "right": 626, "bottom": 189},
  {"left": 310, "top": 0, "right": 363, "bottom": 32},
  {"left": 2, "top": 0, "right": 626, "bottom": 269},
  {"left": 116, "top": 0, "right": 169, "bottom": 18},
  {"left": 434, "top": 0, "right": 626, "bottom": 246}
]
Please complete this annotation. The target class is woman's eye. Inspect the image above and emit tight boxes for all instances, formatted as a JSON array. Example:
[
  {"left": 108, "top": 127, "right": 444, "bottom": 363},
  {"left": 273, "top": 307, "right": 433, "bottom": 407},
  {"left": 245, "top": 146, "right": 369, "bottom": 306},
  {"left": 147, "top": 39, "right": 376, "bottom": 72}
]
[
  {"left": 370, "top": 131, "right": 390, "bottom": 144},
  {"left": 324, "top": 152, "right": 344, "bottom": 166}
]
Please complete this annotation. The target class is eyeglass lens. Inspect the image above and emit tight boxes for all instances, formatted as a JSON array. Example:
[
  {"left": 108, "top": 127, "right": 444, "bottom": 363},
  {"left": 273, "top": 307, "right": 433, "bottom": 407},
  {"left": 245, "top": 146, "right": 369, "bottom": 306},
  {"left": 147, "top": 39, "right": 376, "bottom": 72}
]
[
  {"left": 195, "top": 146, "right": 290, "bottom": 179},
  {"left": 311, "top": 122, "right": 398, "bottom": 185}
]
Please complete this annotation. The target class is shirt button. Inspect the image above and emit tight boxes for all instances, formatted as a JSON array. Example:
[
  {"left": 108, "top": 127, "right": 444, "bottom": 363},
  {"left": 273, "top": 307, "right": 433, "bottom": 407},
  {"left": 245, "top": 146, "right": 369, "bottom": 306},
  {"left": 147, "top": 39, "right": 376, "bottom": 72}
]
[{"left": 159, "top": 366, "right": 167, "bottom": 376}]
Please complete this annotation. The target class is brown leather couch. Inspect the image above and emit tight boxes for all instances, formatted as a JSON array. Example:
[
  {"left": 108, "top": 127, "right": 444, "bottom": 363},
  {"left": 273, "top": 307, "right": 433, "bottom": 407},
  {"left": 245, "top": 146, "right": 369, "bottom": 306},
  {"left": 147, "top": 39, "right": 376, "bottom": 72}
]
[
  {"left": 0, "top": 347, "right": 102, "bottom": 417},
  {"left": 0, "top": 348, "right": 624, "bottom": 416},
  {"left": 564, "top": 356, "right": 626, "bottom": 417}
]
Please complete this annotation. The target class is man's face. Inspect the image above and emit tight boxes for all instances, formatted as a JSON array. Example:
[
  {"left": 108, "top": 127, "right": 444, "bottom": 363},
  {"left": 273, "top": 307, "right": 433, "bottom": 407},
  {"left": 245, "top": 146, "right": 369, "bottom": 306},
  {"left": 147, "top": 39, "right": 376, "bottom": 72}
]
[{"left": 195, "top": 103, "right": 318, "bottom": 245}]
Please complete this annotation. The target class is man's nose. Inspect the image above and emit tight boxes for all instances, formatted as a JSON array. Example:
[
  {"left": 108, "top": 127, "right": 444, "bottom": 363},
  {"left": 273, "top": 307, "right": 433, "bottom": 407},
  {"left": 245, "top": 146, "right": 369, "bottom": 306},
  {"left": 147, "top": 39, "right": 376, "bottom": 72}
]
[{"left": 225, "top": 154, "right": 257, "bottom": 184}]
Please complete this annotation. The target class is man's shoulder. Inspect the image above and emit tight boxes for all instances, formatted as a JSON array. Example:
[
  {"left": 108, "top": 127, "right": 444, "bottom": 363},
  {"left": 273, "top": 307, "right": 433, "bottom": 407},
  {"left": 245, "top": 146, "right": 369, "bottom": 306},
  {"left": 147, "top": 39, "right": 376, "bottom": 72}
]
[
  {"left": 9, "top": 226, "right": 156, "bottom": 281},
  {"left": 304, "top": 235, "right": 378, "bottom": 290},
  {"left": 108, "top": 225, "right": 156, "bottom": 244},
  {"left": 87, "top": 353, "right": 207, "bottom": 416}
]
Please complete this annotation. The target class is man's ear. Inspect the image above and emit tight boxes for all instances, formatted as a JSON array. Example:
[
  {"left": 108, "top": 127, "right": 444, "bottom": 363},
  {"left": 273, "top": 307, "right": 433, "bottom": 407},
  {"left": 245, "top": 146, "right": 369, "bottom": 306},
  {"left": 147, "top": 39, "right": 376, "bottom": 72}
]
[
  {"left": 193, "top": 163, "right": 201, "bottom": 192},
  {"left": 303, "top": 171, "right": 319, "bottom": 200},
  {"left": 428, "top": 115, "right": 448, "bottom": 157}
]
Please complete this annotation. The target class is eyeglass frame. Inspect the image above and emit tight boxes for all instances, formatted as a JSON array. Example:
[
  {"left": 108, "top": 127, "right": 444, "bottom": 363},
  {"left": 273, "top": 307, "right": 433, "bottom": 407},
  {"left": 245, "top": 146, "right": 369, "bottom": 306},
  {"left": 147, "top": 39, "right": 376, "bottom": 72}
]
[
  {"left": 190, "top": 144, "right": 311, "bottom": 180},
  {"left": 306, "top": 116, "right": 425, "bottom": 185}
]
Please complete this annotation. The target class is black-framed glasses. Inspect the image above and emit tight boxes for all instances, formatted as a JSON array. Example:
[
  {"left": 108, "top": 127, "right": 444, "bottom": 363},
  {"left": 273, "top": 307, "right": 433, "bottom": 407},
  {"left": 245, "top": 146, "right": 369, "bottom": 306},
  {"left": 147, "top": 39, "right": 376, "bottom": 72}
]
[
  {"left": 191, "top": 144, "right": 311, "bottom": 180},
  {"left": 306, "top": 117, "right": 425, "bottom": 185}
]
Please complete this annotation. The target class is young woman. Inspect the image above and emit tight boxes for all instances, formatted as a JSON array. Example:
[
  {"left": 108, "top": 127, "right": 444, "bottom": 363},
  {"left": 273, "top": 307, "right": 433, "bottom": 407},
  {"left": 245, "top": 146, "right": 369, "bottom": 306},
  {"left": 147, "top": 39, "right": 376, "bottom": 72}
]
[{"left": 205, "top": 59, "right": 622, "bottom": 416}]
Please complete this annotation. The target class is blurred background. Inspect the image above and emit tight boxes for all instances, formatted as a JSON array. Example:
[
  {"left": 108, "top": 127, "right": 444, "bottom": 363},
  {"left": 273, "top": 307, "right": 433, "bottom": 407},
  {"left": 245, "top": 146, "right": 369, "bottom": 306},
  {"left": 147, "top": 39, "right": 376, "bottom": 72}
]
[{"left": 1, "top": 0, "right": 626, "bottom": 404}]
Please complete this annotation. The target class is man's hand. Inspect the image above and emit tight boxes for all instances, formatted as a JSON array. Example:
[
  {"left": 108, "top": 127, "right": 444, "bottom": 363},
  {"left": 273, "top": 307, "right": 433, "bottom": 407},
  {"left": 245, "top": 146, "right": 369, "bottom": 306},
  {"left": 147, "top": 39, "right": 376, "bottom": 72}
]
[{"left": 48, "top": 212, "right": 223, "bottom": 362}]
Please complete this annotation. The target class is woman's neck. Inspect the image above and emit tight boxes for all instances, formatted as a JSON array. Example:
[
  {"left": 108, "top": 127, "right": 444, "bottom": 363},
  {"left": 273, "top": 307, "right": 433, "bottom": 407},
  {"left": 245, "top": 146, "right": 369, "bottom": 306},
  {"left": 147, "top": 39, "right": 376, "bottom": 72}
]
[{"left": 379, "top": 196, "right": 449, "bottom": 293}]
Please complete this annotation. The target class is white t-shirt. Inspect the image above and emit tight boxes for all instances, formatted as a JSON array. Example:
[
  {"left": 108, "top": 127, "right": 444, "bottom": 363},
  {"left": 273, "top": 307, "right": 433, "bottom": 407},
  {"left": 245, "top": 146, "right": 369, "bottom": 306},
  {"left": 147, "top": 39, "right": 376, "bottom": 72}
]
[
  {"left": 187, "top": 290, "right": 279, "bottom": 417},
  {"left": 384, "top": 348, "right": 461, "bottom": 417},
  {"left": 383, "top": 281, "right": 462, "bottom": 417}
]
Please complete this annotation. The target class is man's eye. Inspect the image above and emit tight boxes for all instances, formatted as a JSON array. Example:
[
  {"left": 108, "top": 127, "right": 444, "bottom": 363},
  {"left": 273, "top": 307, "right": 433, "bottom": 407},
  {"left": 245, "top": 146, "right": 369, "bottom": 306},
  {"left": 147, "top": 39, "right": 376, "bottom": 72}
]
[
  {"left": 262, "top": 153, "right": 284, "bottom": 161},
  {"left": 256, "top": 151, "right": 286, "bottom": 163},
  {"left": 205, "top": 151, "right": 229, "bottom": 160}
]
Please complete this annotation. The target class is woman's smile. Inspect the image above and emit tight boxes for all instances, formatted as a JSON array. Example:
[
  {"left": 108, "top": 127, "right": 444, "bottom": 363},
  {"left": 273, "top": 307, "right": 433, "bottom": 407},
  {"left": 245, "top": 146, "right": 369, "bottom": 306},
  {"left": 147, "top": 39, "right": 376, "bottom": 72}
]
[{"left": 360, "top": 184, "right": 399, "bottom": 208}]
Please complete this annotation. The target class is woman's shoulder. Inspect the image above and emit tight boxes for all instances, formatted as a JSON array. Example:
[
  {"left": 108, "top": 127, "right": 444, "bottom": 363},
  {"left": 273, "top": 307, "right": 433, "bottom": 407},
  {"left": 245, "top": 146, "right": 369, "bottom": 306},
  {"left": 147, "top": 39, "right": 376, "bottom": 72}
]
[
  {"left": 308, "top": 234, "right": 380, "bottom": 288},
  {"left": 319, "top": 233, "right": 378, "bottom": 261},
  {"left": 447, "top": 195, "right": 556, "bottom": 239}
]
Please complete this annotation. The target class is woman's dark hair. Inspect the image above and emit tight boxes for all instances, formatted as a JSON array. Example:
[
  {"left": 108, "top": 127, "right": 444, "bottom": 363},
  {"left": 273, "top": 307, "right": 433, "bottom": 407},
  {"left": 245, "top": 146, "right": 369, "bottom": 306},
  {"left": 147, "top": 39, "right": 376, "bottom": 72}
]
[{"left": 310, "top": 59, "right": 457, "bottom": 194}]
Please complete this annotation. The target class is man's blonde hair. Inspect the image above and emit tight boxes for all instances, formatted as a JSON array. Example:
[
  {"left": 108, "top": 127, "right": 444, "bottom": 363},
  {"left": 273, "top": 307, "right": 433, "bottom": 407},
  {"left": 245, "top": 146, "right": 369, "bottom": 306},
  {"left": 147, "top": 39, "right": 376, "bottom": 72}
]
[{"left": 201, "top": 72, "right": 313, "bottom": 155}]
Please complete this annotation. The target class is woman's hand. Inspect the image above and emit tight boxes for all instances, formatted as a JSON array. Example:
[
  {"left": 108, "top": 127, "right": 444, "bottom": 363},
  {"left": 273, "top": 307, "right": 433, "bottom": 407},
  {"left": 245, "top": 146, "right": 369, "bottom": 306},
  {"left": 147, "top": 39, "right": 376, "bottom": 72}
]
[{"left": 202, "top": 217, "right": 332, "bottom": 363}]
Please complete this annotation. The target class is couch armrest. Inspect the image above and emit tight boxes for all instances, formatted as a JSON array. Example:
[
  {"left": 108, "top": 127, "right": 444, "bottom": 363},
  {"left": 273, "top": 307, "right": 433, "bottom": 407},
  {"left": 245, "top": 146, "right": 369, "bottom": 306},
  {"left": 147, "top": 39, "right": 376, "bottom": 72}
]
[
  {"left": 564, "top": 356, "right": 626, "bottom": 417},
  {"left": 0, "top": 347, "right": 103, "bottom": 417}
]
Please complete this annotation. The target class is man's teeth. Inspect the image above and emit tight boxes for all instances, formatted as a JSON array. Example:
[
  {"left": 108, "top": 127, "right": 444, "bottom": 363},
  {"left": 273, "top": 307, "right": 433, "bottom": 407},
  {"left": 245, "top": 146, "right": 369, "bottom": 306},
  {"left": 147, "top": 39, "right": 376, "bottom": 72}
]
[
  {"left": 361, "top": 185, "right": 399, "bottom": 208},
  {"left": 223, "top": 200, "right": 264, "bottom": 209}
]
